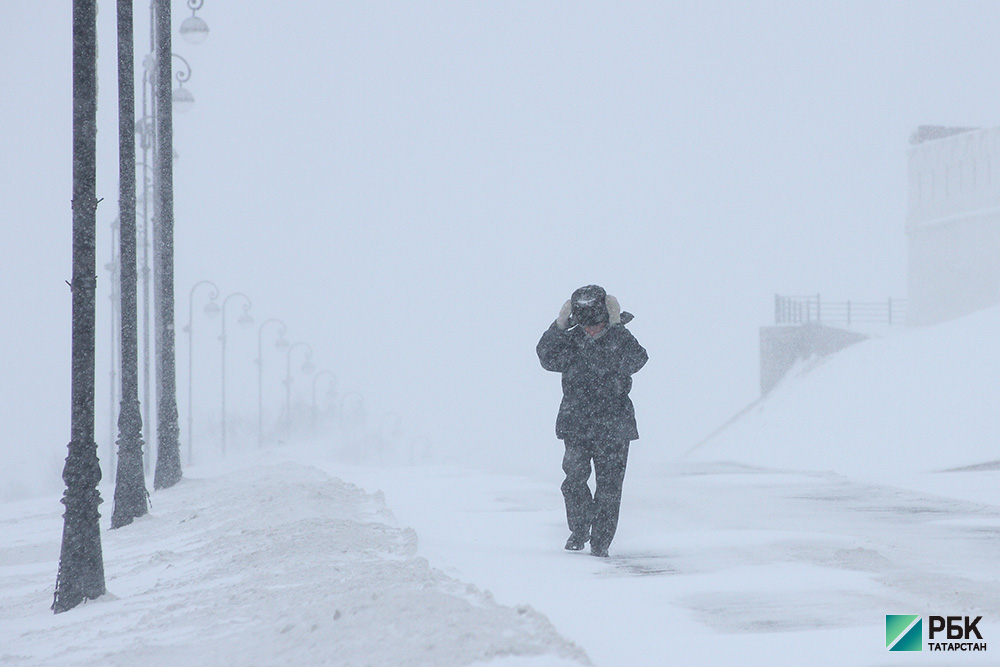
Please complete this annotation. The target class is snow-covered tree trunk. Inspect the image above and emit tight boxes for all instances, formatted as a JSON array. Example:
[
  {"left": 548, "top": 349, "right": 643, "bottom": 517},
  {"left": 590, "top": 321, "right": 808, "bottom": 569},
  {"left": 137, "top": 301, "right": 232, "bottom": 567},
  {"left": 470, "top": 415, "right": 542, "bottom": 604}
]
[
  {"left": 111, "top": 0, "right": 149, "bottom": 529},
  {"left": 53, "top": 0, "right": 106, "bottom": 614},
  {"left": 152, "top": 0, "right": 182, "bottom": 490}
]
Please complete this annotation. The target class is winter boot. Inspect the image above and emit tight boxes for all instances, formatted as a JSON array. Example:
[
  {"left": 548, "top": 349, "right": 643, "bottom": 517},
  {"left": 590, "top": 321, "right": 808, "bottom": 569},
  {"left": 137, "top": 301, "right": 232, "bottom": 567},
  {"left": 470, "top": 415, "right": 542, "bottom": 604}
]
[
  {"left": 564, "top": 531, "right": 589, "bottom": 551},
  {"left": 590, "top": 543, "right": 609, "bottom": 558}
]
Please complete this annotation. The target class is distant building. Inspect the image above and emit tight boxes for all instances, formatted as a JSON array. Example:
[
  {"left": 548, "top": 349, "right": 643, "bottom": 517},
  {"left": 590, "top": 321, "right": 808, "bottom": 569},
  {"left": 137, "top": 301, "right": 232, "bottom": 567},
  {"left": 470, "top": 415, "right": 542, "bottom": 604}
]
[{"left": 907, "top": 125, "right": 1000, "bottom": 325}]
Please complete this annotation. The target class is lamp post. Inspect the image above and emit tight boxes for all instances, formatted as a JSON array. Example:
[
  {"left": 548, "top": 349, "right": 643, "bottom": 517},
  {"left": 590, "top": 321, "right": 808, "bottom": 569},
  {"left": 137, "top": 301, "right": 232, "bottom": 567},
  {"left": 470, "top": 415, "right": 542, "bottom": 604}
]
[
  {"left": 410, "top": 436, "right": 432, "bottom": 465},
  {"left": 54, "top": 0, "right": 104, "bottom": 613},
  {"left": 183, "top": 280, "right": 219, "bottom": 463},
  {"left": 137, "top": 13, "right": 154, "bottom": 468},
  {"left": 256, "top": 319, "right": 288, "bottom": 448},
  {"left": 378, "top": 413, "right": 402, "bottom": 464},
  {"left": 310, "top": 370, "right": 337, "bottom": 435},
  {"left": 220, "top": 293, "right": 253, "bottom": 456},
  {"left": 284, "top": 342, "right": 314, "bottom": 437},
  {"left": 339, "top": 391, "right": 366, "bottom": 448},
  {"left": 380, "top": 412, "right": 402, "bottom": 443},
  {"left": 105, "top": 218, "right": 120, "bottom": 479},
  {"left": 136, "top": 4, "right": 162, "bottom": 469},
  {"left": 129, "top": 0, "right": 207, "bottom": 487},
  {"left": 133, "top": 163, "right": 165, "bottom": 472},
  {"left": 135, "top": 159, "right": 154, "bottom": 473}
]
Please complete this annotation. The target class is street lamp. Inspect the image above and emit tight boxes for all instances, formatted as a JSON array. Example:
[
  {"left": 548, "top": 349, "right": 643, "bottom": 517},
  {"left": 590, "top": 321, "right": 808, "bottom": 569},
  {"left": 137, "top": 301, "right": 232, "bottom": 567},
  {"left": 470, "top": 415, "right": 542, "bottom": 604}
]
[
  {"left": 105, "top": 217, "right": 120, "bottom": 479},
  {"left": 339, "top": 391, "right": 366, "bottom": 448},
  {"left": 410, "top": 436, "right": 432, "bottom": 465},
  {"left": 135, "top": 0, "right": 208, "bottom": 486},
  {"left": 310, "top": 370, "right": 337, "bottom": 435},
  {"left": 171, "top": 53, "right": 194, "bottom": 114},
  {"left": 378, "top": 412, "right": 402, "bottom": 464},
  {"left": 179, "top": 0, "right": 209, "bottom": 45},
  {"left": 219, "top": 293, "right": 253, "bottom": 456},
  {"left": 380, "top": 412, "right": 402, "bottom": 444},
  {"left": 284, "top": 342, "right": 314, "bottom": 437},
  {"left": 256, "top": 318, "right": 288, "bottom": 448},
  {"left": 135, "top": 131, "right": 155, "bottom": 471},
  {"left": 183, "top": 280, "right": 219, "bottom": 463}
]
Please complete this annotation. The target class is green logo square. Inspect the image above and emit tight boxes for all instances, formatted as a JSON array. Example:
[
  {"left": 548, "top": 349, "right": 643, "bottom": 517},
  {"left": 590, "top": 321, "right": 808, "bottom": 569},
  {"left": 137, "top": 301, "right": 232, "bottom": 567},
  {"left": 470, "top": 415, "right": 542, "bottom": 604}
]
[{"left": 887, "top": 615, "right": 922, "bottom": 651}]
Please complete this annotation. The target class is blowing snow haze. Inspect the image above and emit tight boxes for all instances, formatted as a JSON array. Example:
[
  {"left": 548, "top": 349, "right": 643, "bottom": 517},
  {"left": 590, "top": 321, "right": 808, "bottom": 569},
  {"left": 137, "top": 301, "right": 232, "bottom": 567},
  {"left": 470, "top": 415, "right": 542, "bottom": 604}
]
[{"left": 3, "top": 2, "right": 1000, "bottom": 497}]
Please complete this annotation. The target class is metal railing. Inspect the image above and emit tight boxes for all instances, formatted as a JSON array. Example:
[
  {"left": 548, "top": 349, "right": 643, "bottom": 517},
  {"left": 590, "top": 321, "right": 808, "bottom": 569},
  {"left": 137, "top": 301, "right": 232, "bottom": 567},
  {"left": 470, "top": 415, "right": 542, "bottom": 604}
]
[{"left": 775, "top": 294, "right": 907, "bottom": 327}]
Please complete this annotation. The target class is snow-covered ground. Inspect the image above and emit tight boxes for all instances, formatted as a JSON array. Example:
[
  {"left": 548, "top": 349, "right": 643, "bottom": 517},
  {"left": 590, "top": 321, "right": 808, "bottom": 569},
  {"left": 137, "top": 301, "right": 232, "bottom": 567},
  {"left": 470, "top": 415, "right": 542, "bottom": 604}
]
[
  {"left": 3, "top": 307, "right": 1000, "bottom": 666},
  {"left": 0, "top": 459, "right": 586, "bottom": 667}
]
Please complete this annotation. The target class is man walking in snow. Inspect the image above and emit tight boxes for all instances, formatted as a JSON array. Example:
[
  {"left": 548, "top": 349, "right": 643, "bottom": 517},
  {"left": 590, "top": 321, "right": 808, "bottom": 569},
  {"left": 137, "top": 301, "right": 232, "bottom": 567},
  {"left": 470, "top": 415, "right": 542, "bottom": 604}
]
[{"left": 537, "top": 285, "right": 648, "bottom": 558}]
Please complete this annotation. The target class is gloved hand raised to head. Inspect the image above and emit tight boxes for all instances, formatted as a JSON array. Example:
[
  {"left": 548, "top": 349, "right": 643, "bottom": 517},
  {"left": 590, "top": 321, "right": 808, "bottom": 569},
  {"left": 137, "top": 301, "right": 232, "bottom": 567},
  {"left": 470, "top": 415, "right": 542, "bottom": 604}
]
[
  {"left": 556, "top": 300, "right": 573, "bottom": 330},
  {"left": 605, "top": 294, "right": 621, "bottom": 325}
]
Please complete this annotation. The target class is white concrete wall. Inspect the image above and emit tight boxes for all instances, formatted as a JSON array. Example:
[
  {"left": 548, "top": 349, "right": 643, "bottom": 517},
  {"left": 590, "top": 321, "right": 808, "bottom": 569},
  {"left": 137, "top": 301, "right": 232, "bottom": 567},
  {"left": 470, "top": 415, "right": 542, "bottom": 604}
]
[{"left": 907, "top": 127, "right": 1000, "bottom": 325}]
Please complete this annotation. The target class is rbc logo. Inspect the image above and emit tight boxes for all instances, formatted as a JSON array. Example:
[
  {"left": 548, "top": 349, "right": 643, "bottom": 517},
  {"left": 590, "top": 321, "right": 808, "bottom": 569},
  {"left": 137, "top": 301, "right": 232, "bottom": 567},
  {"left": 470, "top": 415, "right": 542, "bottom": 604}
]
[{"left": 886, "top": 614, "right": 987, "bottom": 653}]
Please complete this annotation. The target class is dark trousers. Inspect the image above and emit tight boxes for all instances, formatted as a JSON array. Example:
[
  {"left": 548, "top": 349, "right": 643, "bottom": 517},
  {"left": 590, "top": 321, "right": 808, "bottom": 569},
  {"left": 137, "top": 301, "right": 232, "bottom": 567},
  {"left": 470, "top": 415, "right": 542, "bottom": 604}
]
[{"left": 561, "top": 438, "right": 629, "bottom": 550}]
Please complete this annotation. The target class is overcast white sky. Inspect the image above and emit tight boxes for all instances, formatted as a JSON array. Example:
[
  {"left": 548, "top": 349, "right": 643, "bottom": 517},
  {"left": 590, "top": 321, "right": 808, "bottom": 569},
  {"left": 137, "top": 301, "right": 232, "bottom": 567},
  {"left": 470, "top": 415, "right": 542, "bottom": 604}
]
[{"left": 2, "top": 2, "right": 999, "bottom": 491}]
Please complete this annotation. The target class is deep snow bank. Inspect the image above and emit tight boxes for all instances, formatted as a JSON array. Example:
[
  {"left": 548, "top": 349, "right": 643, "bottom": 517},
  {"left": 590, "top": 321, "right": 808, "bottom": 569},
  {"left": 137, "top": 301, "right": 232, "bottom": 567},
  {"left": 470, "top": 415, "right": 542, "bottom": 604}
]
[
  {"left": 0, "top": 462, "right": 588, "bottom": 666},
  {"left": 686, "top": 305, "right": 1000, "bottom": 477}
]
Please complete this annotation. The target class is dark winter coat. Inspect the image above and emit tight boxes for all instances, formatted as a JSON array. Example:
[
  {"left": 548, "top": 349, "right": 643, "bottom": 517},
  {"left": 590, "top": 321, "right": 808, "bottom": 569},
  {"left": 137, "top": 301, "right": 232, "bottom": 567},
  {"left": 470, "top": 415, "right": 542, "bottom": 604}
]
[{"left": 536, "top": 321, "right": 648, "bottom": 442}]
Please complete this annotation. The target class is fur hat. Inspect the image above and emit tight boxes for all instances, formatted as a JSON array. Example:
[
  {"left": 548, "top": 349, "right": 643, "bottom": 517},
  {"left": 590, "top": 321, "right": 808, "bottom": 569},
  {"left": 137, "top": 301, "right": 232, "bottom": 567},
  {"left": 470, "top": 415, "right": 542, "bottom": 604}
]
[{"left": 571, "top": 285, "right": 609, "bottom": 326}]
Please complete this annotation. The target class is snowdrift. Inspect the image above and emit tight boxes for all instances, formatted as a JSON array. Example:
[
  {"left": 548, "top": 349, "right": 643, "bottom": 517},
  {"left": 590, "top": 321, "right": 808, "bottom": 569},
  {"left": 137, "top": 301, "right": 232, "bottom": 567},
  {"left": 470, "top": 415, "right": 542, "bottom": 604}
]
[
  {"left": 0, "top": 462, "right": 587, "bottom": 666},
  {"left": 687, "top": 305, "right": 1000, "bottom": 478}
]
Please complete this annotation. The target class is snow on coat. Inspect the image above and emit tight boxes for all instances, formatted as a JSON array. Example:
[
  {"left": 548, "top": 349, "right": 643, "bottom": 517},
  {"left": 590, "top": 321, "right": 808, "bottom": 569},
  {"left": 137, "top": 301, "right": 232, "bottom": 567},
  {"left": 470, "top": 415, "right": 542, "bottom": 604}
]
[{"left": 536, "top": 319, "right": 648, "bottom": 442}]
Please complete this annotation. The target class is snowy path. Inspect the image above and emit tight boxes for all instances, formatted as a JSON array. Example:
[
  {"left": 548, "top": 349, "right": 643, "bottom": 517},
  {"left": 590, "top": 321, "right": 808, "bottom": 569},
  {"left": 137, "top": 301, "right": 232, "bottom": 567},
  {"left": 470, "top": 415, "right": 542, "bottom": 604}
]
[
  {"left": 3, "top": 443, "right": 999, "bottom": 666},
  {"left": 326, "top": 449, "right": 1000, "bottom": 666}
]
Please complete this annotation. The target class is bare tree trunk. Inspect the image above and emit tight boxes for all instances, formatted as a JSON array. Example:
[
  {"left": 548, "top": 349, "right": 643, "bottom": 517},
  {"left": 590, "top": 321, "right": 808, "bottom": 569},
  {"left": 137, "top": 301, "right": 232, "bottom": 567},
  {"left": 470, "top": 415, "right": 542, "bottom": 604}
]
[
  {"left": 53, "top": 0, "right": 105, "bottom": 614},
  {"left": 112, "top": 0, "right": 149, "bottom": 528},
  {"left": 153, "top": 0, "right": 182, "bottom": 490}
]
